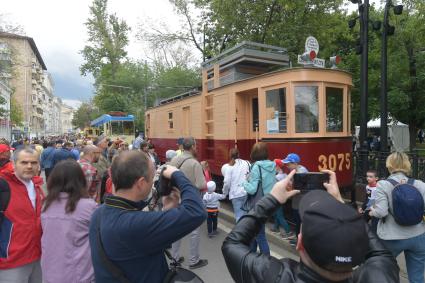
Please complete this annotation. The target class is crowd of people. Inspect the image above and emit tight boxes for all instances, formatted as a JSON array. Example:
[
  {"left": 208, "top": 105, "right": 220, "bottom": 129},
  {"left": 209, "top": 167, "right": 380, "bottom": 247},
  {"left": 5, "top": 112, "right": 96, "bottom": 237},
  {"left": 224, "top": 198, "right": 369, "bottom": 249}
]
[{"left": 0, "top": 133, "right": 423, "bottom": 283}]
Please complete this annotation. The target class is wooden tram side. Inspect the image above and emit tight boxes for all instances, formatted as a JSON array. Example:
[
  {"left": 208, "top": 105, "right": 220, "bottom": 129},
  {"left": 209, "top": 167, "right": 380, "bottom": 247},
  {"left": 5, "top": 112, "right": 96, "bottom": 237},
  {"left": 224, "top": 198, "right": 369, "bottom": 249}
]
[{"left": 146, "top": 42, "right": 354, "bottom": 188}]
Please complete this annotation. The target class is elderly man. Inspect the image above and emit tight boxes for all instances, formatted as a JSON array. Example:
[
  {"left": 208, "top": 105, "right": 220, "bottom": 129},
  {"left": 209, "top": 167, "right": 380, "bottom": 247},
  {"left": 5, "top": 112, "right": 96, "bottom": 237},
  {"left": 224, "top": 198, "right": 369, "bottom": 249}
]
[
  {"left": 170, "top": 137, "right": 208, "bottom": 269},
  {"left": 93, "top": 136, "right": 110, "bottom": 179},
  {"left": 78, "top": 145, "right": 101, "bottom": 199},
  {"left": 0, "top": 147, "right": 44, "bottom": 282}
]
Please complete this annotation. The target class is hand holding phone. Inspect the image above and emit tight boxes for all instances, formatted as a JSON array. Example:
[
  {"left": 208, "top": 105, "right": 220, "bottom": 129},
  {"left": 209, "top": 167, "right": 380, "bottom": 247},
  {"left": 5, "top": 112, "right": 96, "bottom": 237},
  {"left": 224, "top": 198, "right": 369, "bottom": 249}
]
[{"left": 293, "top": 172, "right": 330, "bottom": 193}]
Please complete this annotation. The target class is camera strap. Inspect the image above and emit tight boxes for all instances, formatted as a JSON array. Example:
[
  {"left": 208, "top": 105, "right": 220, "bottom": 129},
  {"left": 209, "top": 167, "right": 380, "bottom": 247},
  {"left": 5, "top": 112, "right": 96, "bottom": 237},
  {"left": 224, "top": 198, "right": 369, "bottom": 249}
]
[{"left": 96, "top": 209, "right": 131, "bottom": 283}]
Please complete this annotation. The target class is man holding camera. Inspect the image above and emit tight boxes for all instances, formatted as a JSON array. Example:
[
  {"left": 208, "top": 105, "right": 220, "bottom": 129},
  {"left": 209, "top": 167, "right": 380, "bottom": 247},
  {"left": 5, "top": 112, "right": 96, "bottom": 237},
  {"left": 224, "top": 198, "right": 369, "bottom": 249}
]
[
  {"left": 222, "top": 170, "right": 399, "bottom": 283},
  {"left": 170, "top": 137, "right": 208, "bottom": 269},
  {"left": 89, "top": 151, "right": 207, "bottom": 282}
]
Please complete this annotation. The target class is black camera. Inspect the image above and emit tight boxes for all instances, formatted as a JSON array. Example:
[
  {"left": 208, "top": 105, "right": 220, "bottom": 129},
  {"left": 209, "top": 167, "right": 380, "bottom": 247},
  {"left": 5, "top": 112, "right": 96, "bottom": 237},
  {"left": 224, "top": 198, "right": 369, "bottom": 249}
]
[{"left": 156, "top": 166, "right": 173, "bottom": 197}]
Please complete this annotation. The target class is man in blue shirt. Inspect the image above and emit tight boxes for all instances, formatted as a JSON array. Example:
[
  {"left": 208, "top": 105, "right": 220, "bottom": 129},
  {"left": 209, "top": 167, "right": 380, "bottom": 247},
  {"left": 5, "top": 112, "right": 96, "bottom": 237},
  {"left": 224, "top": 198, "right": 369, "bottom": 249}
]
[
  {"left": 40, "top": 141, "right": 56, "bottom": 180},
  {"left": 51, "top": 141, "right": 77, "bottom": 168},
  {"left": 89, "top": 151, "right": 206, "bottom": 283}
]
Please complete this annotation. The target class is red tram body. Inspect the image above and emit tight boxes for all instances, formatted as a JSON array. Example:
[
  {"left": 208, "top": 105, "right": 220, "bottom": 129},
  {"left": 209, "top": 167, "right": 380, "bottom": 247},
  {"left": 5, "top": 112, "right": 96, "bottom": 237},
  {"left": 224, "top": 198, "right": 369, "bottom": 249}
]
[{"left": 146, "top": 42, "right": 353, "bottom": 188}]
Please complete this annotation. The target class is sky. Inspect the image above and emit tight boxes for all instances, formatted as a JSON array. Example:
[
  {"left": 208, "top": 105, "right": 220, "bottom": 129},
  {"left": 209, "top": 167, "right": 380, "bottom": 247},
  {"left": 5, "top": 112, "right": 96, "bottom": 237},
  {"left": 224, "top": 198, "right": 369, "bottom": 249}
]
[
  {"left": 1, "top": 0, "right": 185, "bottom": 108},
  {"left": 2, "top": 0, "right": 382, "bottom": 109}
]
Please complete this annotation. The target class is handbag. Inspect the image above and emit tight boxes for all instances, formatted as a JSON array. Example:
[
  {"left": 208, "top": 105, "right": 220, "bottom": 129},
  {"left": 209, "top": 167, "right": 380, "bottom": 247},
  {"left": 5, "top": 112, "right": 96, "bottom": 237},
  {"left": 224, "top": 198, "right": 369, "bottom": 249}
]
[
  {"left": 241, "top": 165, "right": 263, "bottom": 212},
  {"left": 96, "top": 209, "right": 204, "bottom": 283}
]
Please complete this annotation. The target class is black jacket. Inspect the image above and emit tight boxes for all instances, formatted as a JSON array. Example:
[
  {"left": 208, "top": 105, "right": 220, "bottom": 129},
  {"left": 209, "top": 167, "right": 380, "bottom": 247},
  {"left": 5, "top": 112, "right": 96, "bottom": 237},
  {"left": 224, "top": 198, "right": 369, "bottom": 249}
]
[{"left": 222, "top": 194, "right": 400, "bottom": 283}]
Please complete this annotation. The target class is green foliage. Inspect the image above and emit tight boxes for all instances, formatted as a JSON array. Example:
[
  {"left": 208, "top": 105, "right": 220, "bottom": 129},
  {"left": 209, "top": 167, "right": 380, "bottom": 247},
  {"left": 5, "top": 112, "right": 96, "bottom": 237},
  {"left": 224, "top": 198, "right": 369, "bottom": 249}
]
[
  {"left": 71, "top": 101, "right": 101, "bottom": 129},
  {"left": 10, "top": 96, "right": 23, "bottom": 127},
  {"left": 80, "top": 0, "right": 130, "bottom": 79}
]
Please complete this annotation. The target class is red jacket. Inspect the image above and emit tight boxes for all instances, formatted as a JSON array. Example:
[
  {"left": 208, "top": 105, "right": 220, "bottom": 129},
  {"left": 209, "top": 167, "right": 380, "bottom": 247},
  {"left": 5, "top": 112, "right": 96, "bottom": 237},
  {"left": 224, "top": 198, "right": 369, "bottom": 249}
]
[{"left": 0, "top": 169, "right": 44, "bottom": 269}]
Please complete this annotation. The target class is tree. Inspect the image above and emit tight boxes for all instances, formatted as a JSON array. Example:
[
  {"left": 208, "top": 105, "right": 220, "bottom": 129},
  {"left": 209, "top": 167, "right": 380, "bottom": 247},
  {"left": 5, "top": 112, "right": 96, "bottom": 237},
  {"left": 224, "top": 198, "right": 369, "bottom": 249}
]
[
  {"left": 10, "top": 96, "right": 23, "bottom": 127},
  {"left": 386, "top": 0, "right": 425, "bottom": 149},
  {"left": 72, "top": 101, "right": 101, "bottom": 129},
  {"left": 80, "top": 0, "right": 130, "bottom": 80}
]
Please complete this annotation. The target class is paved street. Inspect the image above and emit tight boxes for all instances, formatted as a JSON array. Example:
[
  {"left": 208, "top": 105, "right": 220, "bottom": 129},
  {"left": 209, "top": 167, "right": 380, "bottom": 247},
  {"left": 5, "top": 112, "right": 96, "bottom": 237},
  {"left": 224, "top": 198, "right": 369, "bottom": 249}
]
[
  {"left": 175, "top": 204, "right": 412, "bottom": 283},
  {"left": 175, "top": 216, "right": 298, "bottom": 283}
]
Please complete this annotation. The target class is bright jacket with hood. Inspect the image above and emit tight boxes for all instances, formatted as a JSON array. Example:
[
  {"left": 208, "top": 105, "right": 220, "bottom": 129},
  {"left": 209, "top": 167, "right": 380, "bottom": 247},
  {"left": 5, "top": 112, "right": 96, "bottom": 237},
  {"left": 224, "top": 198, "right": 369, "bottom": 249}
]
[
  {"left": 242, "top": 160, "right": 276, "bottom": 195},
  {"left": 0, "top": 168, "right": 44, "bottom": 269}
]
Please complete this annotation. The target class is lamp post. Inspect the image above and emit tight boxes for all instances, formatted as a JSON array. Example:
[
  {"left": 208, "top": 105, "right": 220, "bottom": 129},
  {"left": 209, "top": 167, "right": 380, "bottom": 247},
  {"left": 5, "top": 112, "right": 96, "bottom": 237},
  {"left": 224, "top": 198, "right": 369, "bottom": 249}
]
[
  {"left": 349, "top": 0, "right": 370, "bottom": 182},
  {"left": 379, "top": 0, "right": 403, "bottom": 176}
]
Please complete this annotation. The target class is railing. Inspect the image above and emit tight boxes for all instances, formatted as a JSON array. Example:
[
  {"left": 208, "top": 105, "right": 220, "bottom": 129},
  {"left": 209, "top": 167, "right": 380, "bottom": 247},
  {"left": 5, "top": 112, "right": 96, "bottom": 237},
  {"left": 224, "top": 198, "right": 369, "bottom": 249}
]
[{"left": 353, "top": 149, "right": 425, "bottom": 182}]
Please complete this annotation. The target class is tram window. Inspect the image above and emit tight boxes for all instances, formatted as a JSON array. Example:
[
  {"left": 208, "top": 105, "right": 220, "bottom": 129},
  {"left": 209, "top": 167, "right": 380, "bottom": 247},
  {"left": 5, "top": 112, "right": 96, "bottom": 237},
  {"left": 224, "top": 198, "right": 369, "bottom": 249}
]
[
  {"left": 168, "top": 112, "right": 174, "bottom": 129},
  {"left": 111, "top": 121, "right": 123, "bottom": 135},
  {"left": 295, "top": 86, "right": 319, "bottom": 133},
  {"left": 326, "top": 87, "right": 343, "bottom": 132},
  {"left": 123, "top": 121, "right": 134, "bottom": 135},
  {"left": 265, "top": 88, "right": 287, "bottom": 133}
]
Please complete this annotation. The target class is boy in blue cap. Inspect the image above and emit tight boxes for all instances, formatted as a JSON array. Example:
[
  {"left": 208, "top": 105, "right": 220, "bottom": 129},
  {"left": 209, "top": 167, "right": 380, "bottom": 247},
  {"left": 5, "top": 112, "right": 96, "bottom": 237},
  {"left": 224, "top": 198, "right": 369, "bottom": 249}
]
[{"left": 282, "top": 153, "right": 308, "bottom": 245}]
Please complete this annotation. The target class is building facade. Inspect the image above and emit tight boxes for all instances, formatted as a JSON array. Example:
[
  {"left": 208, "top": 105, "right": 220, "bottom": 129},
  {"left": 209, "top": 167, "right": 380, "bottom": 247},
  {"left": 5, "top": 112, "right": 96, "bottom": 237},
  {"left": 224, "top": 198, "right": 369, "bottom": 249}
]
[
  {"left": 61, "top": 104, "right": 74, "bottom": 134},
  {"left": 0, "top": 80, "right": 11, "bottom": 139},
  {"left": 0, "top": 32, "right": 47, "bottom": 138}
]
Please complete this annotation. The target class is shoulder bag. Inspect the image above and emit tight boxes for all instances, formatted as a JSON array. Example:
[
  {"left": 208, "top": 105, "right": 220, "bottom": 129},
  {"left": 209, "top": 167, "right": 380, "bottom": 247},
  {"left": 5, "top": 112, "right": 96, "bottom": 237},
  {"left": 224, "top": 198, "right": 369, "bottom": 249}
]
[{"left": 241, "top": 165, "right": 263, "bottom": 212}]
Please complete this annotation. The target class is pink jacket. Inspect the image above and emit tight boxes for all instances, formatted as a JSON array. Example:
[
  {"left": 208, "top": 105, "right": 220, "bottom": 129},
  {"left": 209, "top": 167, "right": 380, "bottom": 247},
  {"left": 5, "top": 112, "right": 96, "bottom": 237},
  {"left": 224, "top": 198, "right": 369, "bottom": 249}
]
[{"left": 41, "top": 193, "right": 97, "bottom": 283}]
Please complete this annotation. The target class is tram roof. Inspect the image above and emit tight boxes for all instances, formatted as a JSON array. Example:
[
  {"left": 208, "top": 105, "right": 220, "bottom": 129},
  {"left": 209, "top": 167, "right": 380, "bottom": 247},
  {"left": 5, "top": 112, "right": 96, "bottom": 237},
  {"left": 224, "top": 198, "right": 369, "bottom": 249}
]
[
  {"left": 201, "top": 41, "right": 289, "bottom": 71},
  {"left": 91, "top": 114, "right": 134, "bottom": 127}
]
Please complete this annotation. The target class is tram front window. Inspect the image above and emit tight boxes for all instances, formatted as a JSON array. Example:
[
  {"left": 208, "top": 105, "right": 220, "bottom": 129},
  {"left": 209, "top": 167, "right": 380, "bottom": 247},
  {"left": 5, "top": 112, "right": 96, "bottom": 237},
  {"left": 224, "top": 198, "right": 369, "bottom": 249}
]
[
  {"left": 295, "top": 86, "right": 319, "bottom": 133},
  {"left": 123, "top": 121, "right": 134, "bottom": 135},
  {"left": 326, "top": 87, "right": 343, "bottom": 132},
  {"left": 111, "top": 121, "right": 123, "bottom": 135},
  {"left": 265, "top": 88, "right": 287, "bottom": 133}
]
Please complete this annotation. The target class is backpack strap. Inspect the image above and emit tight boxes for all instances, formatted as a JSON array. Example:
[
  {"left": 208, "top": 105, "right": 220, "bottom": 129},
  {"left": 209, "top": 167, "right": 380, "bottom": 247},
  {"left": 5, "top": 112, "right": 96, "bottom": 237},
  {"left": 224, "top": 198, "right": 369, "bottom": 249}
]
[
  {"left": 407, "top": 178, "right": 415, "bottom": 186},
  {"left": 177, "top": 157, "right": 192, "bottom": 169},
  {"left": 386, "top": 178, "right": 399, "bottom": 187}
]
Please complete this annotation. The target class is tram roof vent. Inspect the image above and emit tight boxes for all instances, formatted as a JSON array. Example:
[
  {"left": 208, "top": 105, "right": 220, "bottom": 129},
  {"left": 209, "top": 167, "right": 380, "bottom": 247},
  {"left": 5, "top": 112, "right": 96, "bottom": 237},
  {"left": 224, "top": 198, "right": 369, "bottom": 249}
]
[
  {"left": 202, "top": 41, "right": 290, "bottom": 88},
  {"left": 201, "top": 41, "right": 289, "bottom": 71}
]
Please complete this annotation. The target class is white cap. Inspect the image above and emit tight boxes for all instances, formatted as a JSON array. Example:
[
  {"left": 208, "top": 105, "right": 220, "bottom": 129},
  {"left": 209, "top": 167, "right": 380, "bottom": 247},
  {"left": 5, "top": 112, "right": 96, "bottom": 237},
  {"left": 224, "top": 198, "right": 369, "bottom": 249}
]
[
  {"left": 166, "top": 149, "right": 177, "bottom": 160},
  {"left": 207, "top": 181, "right": 216, "bottom": 193}
]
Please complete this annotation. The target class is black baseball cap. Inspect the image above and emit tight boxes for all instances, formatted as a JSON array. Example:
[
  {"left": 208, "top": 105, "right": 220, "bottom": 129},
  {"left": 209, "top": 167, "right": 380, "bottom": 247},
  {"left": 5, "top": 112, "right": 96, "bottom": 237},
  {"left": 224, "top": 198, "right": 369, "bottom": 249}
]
[{"left": 299, "top": 190, "right": 368, "bottom": 273}]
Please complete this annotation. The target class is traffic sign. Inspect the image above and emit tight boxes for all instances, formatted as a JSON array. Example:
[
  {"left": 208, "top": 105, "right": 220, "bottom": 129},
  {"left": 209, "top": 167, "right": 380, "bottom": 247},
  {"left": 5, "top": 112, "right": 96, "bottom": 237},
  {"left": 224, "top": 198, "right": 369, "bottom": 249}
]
[
  {"left": 297, "top": 56, "right": 325, "bottom": 68},
  {"left": 305, "top": 36, "right": 319, "bottom": 55}
]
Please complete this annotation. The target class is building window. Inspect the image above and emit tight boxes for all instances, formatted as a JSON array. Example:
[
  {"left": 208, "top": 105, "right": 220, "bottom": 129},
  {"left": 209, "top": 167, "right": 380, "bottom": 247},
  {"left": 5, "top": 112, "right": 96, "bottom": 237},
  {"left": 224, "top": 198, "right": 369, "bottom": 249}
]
[
  {"left": 265, "top": 88, "right": 287, "bottom": 133},
  {"left": 326, "top": 87, "right": 344, "bottom": 132},
  {"left": 168, "top": 112, "right": 173, "bottom": 129},
  {"left": 295, "top": 86, "right": 319, "bottom": 133}
]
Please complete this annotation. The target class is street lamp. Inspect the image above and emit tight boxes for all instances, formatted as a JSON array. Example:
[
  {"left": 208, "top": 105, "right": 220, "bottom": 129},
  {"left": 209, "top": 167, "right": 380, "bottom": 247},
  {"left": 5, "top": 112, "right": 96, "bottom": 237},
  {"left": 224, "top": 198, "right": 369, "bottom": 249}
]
[
  {"left": 379, "top": 0, "right": 403, "bottom": 176},
  {"left": 348, "top": 0, "right": 370, "bottom": 182}
]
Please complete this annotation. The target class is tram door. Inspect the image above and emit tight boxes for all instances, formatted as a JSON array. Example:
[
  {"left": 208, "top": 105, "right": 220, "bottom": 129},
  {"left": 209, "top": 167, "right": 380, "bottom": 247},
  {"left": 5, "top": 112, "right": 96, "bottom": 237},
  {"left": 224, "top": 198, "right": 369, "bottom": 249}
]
[
  {"left": 182, "top": 106, "right": 191, "bottom": 136},
  {"left": 235, "top": 89, "right": 258, "bottom": 159}
]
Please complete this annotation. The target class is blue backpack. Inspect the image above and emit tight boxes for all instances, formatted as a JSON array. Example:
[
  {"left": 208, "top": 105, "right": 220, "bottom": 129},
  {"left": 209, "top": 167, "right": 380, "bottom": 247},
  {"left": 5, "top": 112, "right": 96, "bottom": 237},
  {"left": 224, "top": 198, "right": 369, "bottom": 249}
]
[{"left": 387, "top": 178, "right": 425, "bottom": 226}]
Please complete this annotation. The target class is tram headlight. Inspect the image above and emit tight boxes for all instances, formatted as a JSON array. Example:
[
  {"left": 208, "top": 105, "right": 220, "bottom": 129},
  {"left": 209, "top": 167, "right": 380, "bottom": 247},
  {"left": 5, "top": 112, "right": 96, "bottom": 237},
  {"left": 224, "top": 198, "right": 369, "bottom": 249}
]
[
  {"left": 329, "top": 56, "right": 341, "bottom": 69},
  {"left": 300, "top": 50, "right": 316, "bottom": 62}
]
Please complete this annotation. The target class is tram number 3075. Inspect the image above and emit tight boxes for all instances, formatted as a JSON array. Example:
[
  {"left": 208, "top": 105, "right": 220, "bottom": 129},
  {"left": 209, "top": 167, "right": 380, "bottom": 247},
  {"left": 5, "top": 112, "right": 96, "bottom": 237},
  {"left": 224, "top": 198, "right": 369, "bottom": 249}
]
[{"left": 318, "top": 153, "right": 351, "bottom": 172}]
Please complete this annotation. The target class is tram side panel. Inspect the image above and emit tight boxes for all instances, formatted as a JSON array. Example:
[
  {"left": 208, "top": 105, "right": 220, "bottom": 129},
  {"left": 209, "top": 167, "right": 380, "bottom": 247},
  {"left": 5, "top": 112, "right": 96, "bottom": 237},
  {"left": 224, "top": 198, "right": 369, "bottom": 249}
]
[{"left": 147, "top": 95, "right": 203, "bottom": 162}]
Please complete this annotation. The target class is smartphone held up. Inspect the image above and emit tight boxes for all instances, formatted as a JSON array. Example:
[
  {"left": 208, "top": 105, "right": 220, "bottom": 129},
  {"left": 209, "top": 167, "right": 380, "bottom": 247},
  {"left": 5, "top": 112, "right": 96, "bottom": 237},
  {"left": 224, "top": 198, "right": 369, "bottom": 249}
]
[{"left": 293, "top": 172, "right": 330, "bottom": 193}]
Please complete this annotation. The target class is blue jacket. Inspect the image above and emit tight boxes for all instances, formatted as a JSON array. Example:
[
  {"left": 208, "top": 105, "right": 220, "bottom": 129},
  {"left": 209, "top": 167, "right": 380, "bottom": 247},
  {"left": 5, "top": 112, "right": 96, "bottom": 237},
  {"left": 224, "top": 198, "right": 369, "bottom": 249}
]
[
  {"left": 71, "top": 148, "right": 80, "bottom": 160},
  {"left": 52, "top": 148, "right": 77, "bottom": 167},
  {"left": 89, "top": 171, "right": 207, "bottom": 283},
  {"left": 243, "top": 160, "right": 276, "bottom": 195},
  {"left": 40, "top": 146, "right": 56, "bottom": 169}
]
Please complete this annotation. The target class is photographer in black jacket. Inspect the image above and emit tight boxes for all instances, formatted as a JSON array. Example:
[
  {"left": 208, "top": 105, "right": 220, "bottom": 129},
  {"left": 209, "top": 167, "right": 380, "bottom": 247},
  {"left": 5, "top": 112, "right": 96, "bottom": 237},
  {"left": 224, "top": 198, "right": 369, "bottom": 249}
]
[{"left": 222, "top": 170, "right": 399, "bottom": 283}]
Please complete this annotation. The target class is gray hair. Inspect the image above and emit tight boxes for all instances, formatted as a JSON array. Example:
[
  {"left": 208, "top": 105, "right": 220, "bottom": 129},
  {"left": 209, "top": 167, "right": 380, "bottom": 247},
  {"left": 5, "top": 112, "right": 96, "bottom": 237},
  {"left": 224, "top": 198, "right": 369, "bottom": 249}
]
[
  {"left": 182, "top": 137, "right": 196, "bottom": 151},
  {"left": 12, "top": 147, "right": 39, "bottom": 163}
]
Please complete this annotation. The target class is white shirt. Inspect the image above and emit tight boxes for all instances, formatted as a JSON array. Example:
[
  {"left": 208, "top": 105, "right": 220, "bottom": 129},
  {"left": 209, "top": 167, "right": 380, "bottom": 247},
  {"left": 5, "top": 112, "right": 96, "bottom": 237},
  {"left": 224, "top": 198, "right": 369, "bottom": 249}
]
[{"left": 22, "top": 179, "right": 36, "bottom": 209}]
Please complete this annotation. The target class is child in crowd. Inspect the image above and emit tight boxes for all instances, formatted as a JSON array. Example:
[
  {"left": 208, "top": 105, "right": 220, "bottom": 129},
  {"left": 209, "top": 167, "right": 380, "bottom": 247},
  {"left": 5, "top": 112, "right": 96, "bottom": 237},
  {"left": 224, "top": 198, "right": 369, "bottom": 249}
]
[
  {"left": 271, "top": 159, "right": 294, "bottom": 239},
  {"left": 358, "top": 169, "right": 379, "bottom": 232},
  {"left": 203, "top": 181, "right": 226, "bottom": 237}
]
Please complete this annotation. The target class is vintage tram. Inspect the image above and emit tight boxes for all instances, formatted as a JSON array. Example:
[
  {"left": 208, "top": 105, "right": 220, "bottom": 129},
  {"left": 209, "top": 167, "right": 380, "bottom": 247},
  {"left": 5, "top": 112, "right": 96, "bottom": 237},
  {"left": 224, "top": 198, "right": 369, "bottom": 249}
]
[{"left": 146, "top": 42, "right": 353, "bottom": 187}]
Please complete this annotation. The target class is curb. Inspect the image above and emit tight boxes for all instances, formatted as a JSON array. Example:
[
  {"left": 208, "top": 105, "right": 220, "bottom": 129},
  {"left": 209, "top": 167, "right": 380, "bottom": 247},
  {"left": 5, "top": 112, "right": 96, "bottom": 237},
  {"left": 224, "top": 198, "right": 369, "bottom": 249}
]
[{"left": 219, "top": 202, "right": 297, "bottom": 254}]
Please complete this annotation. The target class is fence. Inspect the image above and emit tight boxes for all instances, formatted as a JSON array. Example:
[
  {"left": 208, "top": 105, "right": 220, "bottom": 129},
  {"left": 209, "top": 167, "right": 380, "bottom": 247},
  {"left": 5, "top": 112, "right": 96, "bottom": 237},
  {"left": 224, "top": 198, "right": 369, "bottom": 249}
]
[{"left": 353, "top": 149, "right": 425, "bottom": 182}]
